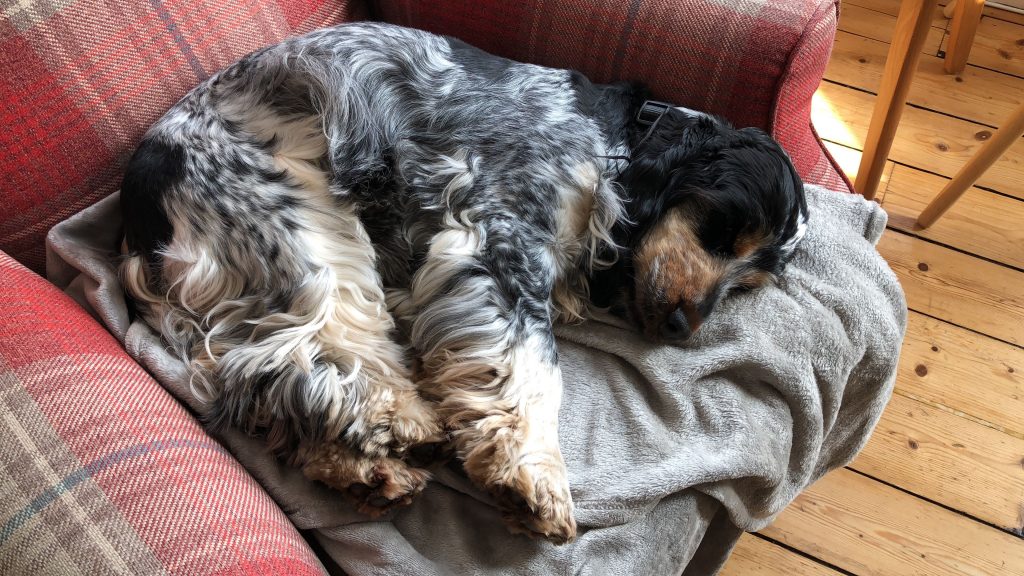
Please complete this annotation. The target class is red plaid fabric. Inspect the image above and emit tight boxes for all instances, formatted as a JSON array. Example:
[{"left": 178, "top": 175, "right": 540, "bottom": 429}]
[
  {"left": 0, "top": 251, "right": 326, "bottom": 575},
  {"left": 368, "top": 0, "right": 851, "bottom": 193},
  {"left": 0, "top": 0, "right": 367, "bottom": 274}
]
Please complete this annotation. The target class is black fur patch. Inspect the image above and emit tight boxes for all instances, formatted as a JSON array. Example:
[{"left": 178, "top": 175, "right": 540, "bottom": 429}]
[{"left": 120, "top": 138, "right": 182, "bottom": 260}]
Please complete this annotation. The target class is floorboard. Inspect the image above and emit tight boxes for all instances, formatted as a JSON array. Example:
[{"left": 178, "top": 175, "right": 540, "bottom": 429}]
[
  {"left": 878, "top": 230, "right": 1024, "bottom": 346},
  {"left": 938, "top": 16, "right": 1024, "bottom": 78},
  {"left": 898, "top": 310, "right": 1024, "bottom": 436},
  {"left": 762, "top": 469, "right": 1024, "bottom": 576},
  {"left": 883, "top": 164, "right": 1024, "bottom": 269},
  {"left": 814, "top": 81, "right": 1024, "bottom": 198},
  {"left": 838, "top": 3, "right": 947, "bottom": 47},
  {"left": 852, "top": 393, "right": 1024, "bottom": 532},
  {"left": 849, "top": 0, "right": 1024, "bottom": 26},
  {"left": 827, "top": 31, "right": 1023, "bottom": 127}
]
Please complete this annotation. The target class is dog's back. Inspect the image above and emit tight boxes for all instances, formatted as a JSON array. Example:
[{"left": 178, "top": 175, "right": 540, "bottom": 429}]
[{"left": 119, "top": 23, "right": 451, "bottom": 453}]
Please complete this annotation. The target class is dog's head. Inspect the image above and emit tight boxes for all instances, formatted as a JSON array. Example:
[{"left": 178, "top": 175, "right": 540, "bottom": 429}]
[{"left": 593, "top": 107, "right": 808, "bottom": 342}]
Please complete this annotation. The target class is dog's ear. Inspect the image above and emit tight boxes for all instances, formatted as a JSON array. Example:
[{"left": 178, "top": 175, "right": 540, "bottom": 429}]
[
  {"left": 686, "top": 131, "right": 808, "bottom": 270},
  {"left": 711, "top": 133, "right": 806, "bottom": 233},
  {"left": 622, "top": 109, "right": 722, "bottom": 190},
  {"left": 618, "top": 114, "right": 705, "bottom": 241}
]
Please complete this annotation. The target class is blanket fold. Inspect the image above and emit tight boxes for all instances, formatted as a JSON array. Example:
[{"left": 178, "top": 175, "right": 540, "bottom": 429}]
[{"left": 46, "top": 184, "right": 905, "bottom": 575}]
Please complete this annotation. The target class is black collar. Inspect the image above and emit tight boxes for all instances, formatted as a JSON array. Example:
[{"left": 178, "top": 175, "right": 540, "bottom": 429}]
[
  {"left": 636, "top": 100, "right": 674, "bottom": 126},
  {"left": 595, "top": 100, "right": 677, "bottom": 169}
]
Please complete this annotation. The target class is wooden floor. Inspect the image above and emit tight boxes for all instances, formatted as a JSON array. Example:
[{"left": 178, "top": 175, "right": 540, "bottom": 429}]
[{"left": 719, "top": 1, "right": 1024, "bottom": 574}]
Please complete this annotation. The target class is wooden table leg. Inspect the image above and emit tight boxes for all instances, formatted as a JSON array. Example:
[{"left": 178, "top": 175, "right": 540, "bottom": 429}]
[
  {"left": 917, "top": 102, "right": 1024, "bottom": 228},
  {"left": 855, "top": 0, "right": 941, "bottom": 200},
  {"left": 944, "top": 0, "right": 985, "bottom": 75}
]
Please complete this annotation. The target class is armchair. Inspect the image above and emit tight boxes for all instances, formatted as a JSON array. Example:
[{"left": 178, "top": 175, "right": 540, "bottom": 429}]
[{"left": 0, "top": 1, "right": 846, "bottom": 573}]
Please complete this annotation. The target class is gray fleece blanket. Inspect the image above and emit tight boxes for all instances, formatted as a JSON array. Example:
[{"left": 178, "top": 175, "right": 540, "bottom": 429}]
[{"left": 45, "top": 184, "right": 905, "bottom": 575}]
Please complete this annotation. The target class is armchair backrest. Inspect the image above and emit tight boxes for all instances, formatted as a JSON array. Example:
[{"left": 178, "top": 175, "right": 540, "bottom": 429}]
[{"left": 368, "top": 0, "right": 851, "bottom": 193}]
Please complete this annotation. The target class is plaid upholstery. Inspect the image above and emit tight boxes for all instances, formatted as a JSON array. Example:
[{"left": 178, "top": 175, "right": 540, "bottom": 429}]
[
  {"left": 0, "top": 0, "right": 367, "bottom": 274},
  {"left": 368, "top": 0, "right": 852, "bottom": 193},
  {"left": 0, "top": 251, "right": 327, "bottom": 575}
]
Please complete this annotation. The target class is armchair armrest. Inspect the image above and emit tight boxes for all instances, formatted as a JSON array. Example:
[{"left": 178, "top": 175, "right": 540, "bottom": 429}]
[
  {"left": 0, "top": 252, "right": 326, "bottom": 575},
  {"left": 368, "top": 0, "right": 851, "bottom": 193}
]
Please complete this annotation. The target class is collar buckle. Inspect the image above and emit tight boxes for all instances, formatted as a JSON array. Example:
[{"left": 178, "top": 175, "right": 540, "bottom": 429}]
[{"left": 636, "top": 100, "right": 673, "bottom": 126}]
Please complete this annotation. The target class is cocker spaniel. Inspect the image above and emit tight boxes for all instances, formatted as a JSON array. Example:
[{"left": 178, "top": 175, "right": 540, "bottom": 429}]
[{"left": 119, "top": 22, "right": 807, "bottom": 544}]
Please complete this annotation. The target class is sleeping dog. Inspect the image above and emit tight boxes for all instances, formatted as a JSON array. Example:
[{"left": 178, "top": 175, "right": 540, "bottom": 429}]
[{"left": 119, "top": 22, "right": 807, "bottom": 544}]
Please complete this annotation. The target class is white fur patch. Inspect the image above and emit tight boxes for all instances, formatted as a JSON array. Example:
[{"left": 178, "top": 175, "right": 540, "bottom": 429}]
[{"left": 780, "top": 212, "right": 809, "bottom": 257}]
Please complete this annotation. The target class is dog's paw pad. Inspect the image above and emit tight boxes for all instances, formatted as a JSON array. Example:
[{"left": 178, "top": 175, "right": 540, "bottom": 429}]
[{"left": 350, "top": 461, "right": 430, "bottom": 517}]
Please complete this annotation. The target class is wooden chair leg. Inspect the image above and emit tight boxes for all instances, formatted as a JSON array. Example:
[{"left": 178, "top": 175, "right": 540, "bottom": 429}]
[
  {"left": 944, "top": 0, "right": 985, "bottom": 75},
  {"left": 943, "top": 0, "right": 958, "bottom": 19},
  {"left": 917, "top": 102, "right": 1024, "bottom": 228},
  {"left": 855, "top": 0, "right": 941, "bottom": 200}
]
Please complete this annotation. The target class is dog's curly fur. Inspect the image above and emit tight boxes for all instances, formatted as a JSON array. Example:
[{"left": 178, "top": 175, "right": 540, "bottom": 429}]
[{"left": 119, "top": 22, "right": 807, "bottom": 544}]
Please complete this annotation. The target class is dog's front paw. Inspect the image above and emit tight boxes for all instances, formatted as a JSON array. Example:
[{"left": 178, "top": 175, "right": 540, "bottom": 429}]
[
  {"left": 462, "top": 418, "right": 577, "bottom": 544},
  {"left": 301, "top": 441, "right": 431, "bottom": 517},
  {"left": 492, "top": 460, "right": 577, "bottom": 544},
  {"left": 350, "top": 384, "right": 443, "bottom": 459}
]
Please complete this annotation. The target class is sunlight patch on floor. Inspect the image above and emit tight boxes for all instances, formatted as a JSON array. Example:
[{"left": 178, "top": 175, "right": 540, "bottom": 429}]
[{"left": 811, "top": 89, "right": 861, "bottom": 150}]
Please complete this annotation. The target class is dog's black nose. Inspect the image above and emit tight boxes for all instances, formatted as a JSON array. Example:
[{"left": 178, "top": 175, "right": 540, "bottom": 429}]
[{"left": 661, "top": 308, "right": 692, "bottom": 340}]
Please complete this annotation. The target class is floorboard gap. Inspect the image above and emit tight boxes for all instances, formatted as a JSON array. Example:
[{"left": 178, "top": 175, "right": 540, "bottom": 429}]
[
  {"left": 903, "top": 308, "right": 1024, "bottom": 351},
  {"left": 883, "top": 226, "right": 1024, "bottom": 274},
  {"left": 890, "top": 388, "right": 1024, "bottom": 441},
  {"left": 750, "top": 533, "right": 859, "bottom": 576},
  {"left": 815, "top": 139, "right": 1024, "bottom": 204},
  {"left": 818, "top": 80, "right": 1010, "bottom": 129},
  {"left": 843, "top": 468, "right": 1024, "bottom": 538},
  {"left": 878, "top": 159, "right": 1024, "bottom": 203}
]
